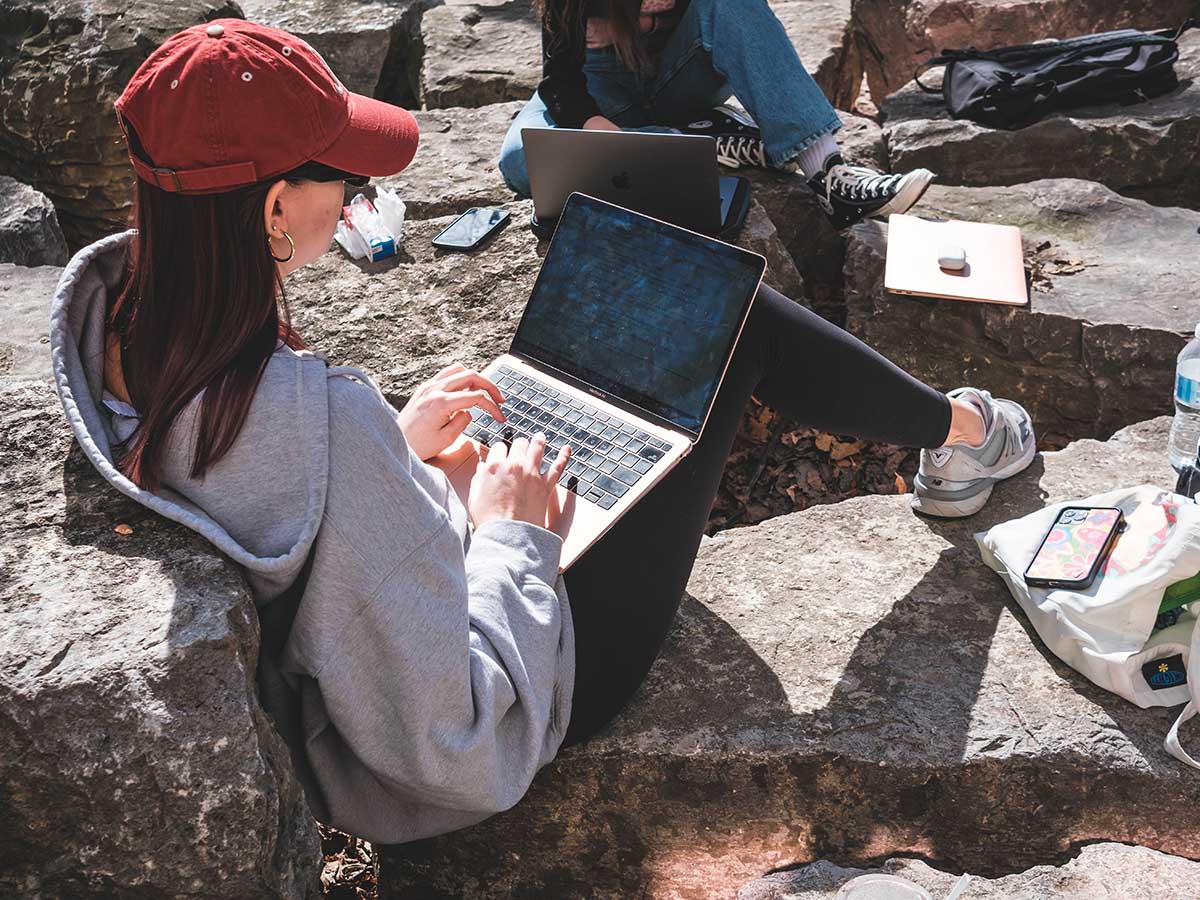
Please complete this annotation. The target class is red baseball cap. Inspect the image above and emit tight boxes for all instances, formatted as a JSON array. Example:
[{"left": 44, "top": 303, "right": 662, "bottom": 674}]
[{"left": 114, "top": 18, "right": 419, "bottom": 194}]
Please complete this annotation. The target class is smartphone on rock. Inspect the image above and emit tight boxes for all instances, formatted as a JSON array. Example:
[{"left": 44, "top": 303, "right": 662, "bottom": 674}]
[{"left": 431, "top": 207, "right": 510, "bottom": 250}]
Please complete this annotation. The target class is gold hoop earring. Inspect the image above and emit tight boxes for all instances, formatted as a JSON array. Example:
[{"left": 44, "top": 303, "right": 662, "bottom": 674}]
[{"left": 269, "top": 230, "right": 295, "bottom": 263}]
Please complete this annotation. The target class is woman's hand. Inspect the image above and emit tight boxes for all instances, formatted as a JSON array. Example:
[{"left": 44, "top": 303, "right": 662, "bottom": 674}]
[
  {"left": 468, "top": 434, "right": 571, "bottom": 530},
  {"left": 397, "top": 363, "right": 505, "bottom": 460},
  {"left": 583, "top": 115, "right": 621, "bottom": 132}
]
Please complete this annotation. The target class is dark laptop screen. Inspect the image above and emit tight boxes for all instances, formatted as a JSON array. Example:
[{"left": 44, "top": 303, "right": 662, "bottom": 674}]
[{"left": 510, "top": 195, "right": 765, "bottom": 435}]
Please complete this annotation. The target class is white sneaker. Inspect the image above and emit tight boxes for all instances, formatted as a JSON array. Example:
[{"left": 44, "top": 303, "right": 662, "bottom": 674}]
[{"left": 911, "top": 388, "right": 1036, "bottom": 518}]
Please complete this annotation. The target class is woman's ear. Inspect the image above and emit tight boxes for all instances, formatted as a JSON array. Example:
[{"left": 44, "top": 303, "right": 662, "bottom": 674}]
[{"left": 263, "top": 178, "right": 289, "bottom": 239}]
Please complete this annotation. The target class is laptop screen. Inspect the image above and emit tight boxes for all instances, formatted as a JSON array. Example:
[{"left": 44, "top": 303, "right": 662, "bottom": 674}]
[{"left": 510, "top": 194, "right": 765, "bottom": 435}]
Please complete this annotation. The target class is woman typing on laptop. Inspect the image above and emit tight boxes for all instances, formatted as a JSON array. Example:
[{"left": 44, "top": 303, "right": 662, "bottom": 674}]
[
  {"left": 50, "top": 21, "right": 1033, "bottom": 846},
  {"left": 499, "top": 0, "right": 935, "bottom": 229}
]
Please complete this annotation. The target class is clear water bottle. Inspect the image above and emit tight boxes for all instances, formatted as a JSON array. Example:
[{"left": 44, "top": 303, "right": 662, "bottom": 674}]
[{"left": 1168, "top": 323, "right": 1200, "bottom": 471}]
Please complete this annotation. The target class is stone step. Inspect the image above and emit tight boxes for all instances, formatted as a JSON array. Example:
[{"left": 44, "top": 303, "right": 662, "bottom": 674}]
[
  {"left": 239, "top": 0, "right": 422, "bottom": 100},
  {"left": 843, "top": 179, "right": 1198, "bottom": 447},
  {"left": 881, "top": 31, "right": 1200, "bottom": 210},
  {"left": 738, "top": 843, "right": 1200, "bottom": 899},
  {"left": 379, "top": 417, "right": 1199, "bottom": 899},
  {"left": 417, "top": 0, "right": 541, "bottom": 110},
  {"left": 764, "top": 0, "right": 858, "bottom": 109},
  {"left": 0, "top": 0, "right": 238, "bottom": 249},
  {"left": 0, "top": 381, "right": 319, "bottom": 898},
  {"left": 0, "top": 263, "right": 60, "bottom": 383},
  {"left": 0, "top": 176, "right": 68, "bottom": 267},
  {"left": 852, "top": 0, "right": 1195, "bottom": 102}
]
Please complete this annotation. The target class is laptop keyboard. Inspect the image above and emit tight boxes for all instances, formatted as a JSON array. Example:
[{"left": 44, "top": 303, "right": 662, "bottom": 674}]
[{"left": 463, "top": 365, "right": 671, "bottom": 509}]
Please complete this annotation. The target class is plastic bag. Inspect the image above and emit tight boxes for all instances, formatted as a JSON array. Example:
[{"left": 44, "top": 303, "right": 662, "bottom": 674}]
[{"left": 334, "top": 188, "right": 406, "bottom": 261}]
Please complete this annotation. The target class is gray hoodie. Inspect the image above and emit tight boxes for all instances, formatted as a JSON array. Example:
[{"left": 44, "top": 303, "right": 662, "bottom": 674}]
[{"left": 49, "top": 232, "right": 575, "bottom": 842}]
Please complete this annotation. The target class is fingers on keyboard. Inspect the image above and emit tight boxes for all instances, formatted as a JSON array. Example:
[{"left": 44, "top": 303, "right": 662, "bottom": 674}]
[{"left": 476, "top": 368, "right": 672, "bottom": 507}]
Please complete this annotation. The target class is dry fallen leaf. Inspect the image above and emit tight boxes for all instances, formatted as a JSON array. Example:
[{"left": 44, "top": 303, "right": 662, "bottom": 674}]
[
  {"left": 829, "top": 438, "right": 864, "bottom": 461},
  {"left": 814, "top": 433, "right": 833, "bottom": 453},
  {"left": 114, "top": 523, "right": 133, "bottom": 536},
  {"left": 895, "top": 473, "right": 908, "bottom": 494}
]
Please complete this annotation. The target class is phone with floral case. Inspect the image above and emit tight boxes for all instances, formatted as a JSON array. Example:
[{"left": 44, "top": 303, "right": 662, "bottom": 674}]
[{"left": 1024, "top": 506, "right": 1125, "bottom": 589}]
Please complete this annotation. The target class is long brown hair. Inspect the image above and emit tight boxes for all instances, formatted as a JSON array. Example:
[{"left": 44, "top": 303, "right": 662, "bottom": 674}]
[
  {"left": 539, "top": 0, "right": 650, "bottom": 74},
  {"left": 109, "top": 124, "right": 304, "bottom": 491}
]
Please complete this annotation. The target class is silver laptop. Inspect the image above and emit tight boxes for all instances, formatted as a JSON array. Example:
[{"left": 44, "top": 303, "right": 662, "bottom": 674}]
[
  {"left": 522, "top": 128, "right": 751, "bottom": 238},
  {"left": 433, "top": 193, "right": 765, "bottom": 570}
]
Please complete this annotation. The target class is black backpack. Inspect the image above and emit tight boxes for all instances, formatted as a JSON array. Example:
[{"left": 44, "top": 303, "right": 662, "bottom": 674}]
[{"left": 914, "top": 20, "right": 1197, "bottom": 130}]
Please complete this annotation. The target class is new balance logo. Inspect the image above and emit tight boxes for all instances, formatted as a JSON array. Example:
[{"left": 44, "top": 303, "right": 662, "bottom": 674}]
[{"left": 929, "top": 448, "right": 954, "bottom": 468}]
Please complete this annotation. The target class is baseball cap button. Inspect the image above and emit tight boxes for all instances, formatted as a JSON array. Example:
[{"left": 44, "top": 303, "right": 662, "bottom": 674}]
[{"left": 206, "top": 24, "right": 224, "bottom": 37}]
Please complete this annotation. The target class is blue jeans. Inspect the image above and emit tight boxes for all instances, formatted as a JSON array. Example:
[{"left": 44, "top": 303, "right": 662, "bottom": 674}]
[{"left": 498, "top": 0, "right": 843, "bottom": 196}]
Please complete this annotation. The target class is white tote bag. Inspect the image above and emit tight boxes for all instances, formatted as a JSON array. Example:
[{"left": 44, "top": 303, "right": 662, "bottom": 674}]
[{"left": 975, "top": 484, "right": 1200, "bottom": 767}]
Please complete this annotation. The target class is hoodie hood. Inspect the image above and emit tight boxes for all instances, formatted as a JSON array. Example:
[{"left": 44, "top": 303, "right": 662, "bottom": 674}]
[{"left": 49, "top": 231, "right": 329, "bottom": 602}]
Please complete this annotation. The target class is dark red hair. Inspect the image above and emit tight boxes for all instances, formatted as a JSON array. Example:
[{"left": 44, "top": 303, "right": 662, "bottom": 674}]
[{"left": 109, "top": 127, "right": 305, "bottom": 491}]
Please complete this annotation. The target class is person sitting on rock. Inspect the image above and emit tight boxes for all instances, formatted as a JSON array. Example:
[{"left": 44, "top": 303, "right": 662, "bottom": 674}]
[
  {"left": 498, "top": 0, "right": 936, "bottom": 229},
  {"left": 50, "top": 19, "right": 1034, "bottom": 846}
]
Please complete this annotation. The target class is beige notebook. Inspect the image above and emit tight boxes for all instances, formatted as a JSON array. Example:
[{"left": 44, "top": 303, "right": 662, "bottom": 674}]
[{"left": 884, "top": 214, "right": 1028, "bottom": 306}]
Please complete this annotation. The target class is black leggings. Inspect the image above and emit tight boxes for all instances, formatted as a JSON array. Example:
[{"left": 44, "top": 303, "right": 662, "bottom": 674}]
[{"left": 561, "top": 285, "right": 951, "bottom": 745}]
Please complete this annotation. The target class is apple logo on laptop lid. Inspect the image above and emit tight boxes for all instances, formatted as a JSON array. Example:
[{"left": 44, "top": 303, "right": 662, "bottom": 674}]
[{"left": 611, "top": 171, "right": 631, "bottom": 190}]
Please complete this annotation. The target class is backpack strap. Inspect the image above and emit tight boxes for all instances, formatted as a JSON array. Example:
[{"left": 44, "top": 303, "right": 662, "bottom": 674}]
[
  {"left": 1153, "top": 18, "right": 1198, "bottom": 41},
  {"left": 913, "top": 47, "right": 992, "bottom": 94},
  {"left": 1164, "top": 602, "right": 1200, "bottom": 768}
]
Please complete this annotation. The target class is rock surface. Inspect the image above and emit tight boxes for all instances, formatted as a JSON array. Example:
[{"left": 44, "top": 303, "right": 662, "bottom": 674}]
[
  {"left": 0, "top": 0, "right": 241, "bottom": 248},
  {"left": 373, "top": 101, "right": 523, "bottom": 219},
  {"left": 770, "top": 0, "right": 860, "bottom": 109},
  {"left": 417, "top": 0, "right": 540, "bottom": 109},
  {"left": 0, "top": 381, "right": 320, "bottom": 898},
  {"left": 0, "top": 264, "right": 60, "bottom": 383},
  {"left": 738, "top": 843, "right": 1200, "bottom": 900},
  {"left": 745, "top": 112, "right": 885, "bottom": 321},
  {"left": 852, "top": 0, "right": 1195, "bottom": 101},
  {"left": 881, "top": 32, "right": 1200, "bottom": 209},
  {"left": 0, "top": 177, "right": 68, "bottom": 267},
  {"left": 844, "top": 179, "right": 1198, "bottom": 447},
  {"left": 379, "top": 417, "right": 1200, "bottom": 898},
  {"left": 239, "top": 0, "right": 421, "bottom": 99}
]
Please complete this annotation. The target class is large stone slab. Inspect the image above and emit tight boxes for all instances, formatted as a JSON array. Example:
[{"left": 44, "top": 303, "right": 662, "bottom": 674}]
[
  {"left": 844, "top": 179, "right": 1198, "bottom": 447},
  {"left": 0, "top": 176, "right": 68, "bottom": 267},
  {"left": 417, "top": 0, "right": 540, "bottom": 109},
  {"left": 770, "top": 0, "right": 860, "bottom": 110},
  {"left": 379, "top": 417, "right": 1200, "bottom": 898},
  {"left": 881, "top": 31, "right": 1200, "bottom": 209},
  {"left": 0, "top": 263, "right": 60, "bottom": 383},
  {"left": 852, "top": 0, "right": 1195, "bottom": 101},
  {"left": 739, "top": 843, "right": 1200, "bottom": 899},
  {"left": 745, "top": 111, "right": 885, "bottom": 321},
  {"left": 373, "top": 101, "right": 523, "bottom": 219},
  {"left": 0, "top": 381, "right": 320, "bottom": 898},
  {"left": 0, "top": 0, "right": 241, "bottom": 248},
  {"left": 239, "top": 0, "right": 422, "bottom": 99}
]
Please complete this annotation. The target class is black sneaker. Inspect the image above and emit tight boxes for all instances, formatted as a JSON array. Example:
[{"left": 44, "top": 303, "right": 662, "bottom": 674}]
[
  {"left": 678, "top": 104, "right": 768, "bottom": 169},
  {"left": 807, "top": 153, "right": 934, "bottom": 230}
]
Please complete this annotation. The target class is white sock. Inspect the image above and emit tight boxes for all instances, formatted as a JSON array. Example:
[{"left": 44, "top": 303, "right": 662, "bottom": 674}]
[{"left": 794, "top": 133, "right": 839, "bottom": 179}]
